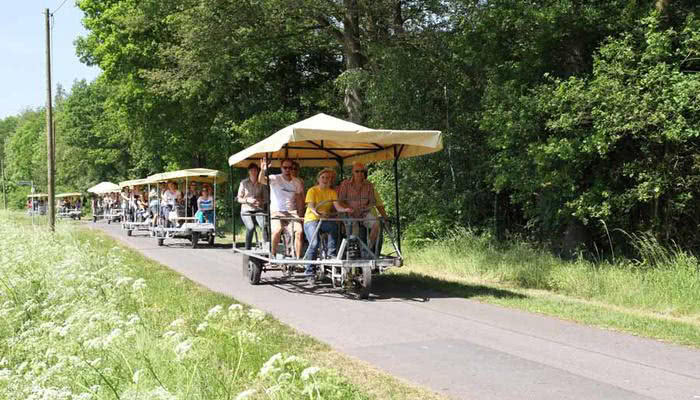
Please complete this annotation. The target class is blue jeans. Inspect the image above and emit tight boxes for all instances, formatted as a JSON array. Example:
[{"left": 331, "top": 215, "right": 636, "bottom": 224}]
[
  {"left": 200, "top": 210, "right": 214, "bottom": 224},
  {"left": 241, "top": 212, "right": 268, "bottom": 249},
  {"left": 303, "top": 221, "right": 338, "bottom": 274}
]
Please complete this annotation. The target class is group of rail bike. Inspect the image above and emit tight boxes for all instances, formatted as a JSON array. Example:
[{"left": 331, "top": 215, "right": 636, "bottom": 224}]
[{"left": 28, "top": 114, "right": 441, "bottom": 299}]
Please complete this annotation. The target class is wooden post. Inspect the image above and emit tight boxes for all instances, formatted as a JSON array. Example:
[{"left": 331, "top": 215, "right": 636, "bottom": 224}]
[{"left": 45, "top": 8, "right": 55, "bottom": 232}]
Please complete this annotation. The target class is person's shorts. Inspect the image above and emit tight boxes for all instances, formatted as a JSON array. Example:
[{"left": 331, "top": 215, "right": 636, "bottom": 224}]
[
  {"left": 271, "top": 211, "right": 303, "bottom": 235},
  {"left": 343, "top": 213, "right": 378, "bottom": 236}
]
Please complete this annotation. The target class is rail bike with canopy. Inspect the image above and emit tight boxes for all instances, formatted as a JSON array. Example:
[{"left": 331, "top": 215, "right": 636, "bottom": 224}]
[
  {"left": 147, "top": 168, "right": 226, "bottom": 248},
  {"left": 229, "top": 113, "right": 442, "bottom": 299},
  {"left": 87, "top": 182, "right": 122, "bottom": 223},
  {"left": 27, "top": 193, "right": 48, "bottom": 216},
  {"left": 56, "top": 192, "right": 83, "bottom": 220},
  {"left": 119, "top": 177, "right": 155, "bottom": 236}
]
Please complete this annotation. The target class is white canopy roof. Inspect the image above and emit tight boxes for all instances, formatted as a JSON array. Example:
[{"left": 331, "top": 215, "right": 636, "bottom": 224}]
[
  {"left": 56, "top": 192, "right": 82, "bottom": 198},
  {"left": 228, "top": 113, "right": 442, "bottom": 168},
  {"left": 87, "top": 182, "right": 120, "bottom": 194},
  {"left": 146, "top": 168, "right": 227, "bottom": 184},
  {"left": 119, "top": 178, "right": 154, "bottom": 188}
]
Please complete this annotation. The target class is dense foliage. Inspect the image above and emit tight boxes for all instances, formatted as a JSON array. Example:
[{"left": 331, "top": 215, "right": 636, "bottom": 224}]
[{"left": 1, "top": 0, "right": 698, "bottom": 255}]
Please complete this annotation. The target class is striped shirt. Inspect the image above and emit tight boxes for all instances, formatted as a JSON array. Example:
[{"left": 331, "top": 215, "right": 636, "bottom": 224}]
[
  {"left": 338, "top": 178, "right": 375, "bottom": 218},
  {"left": 198, "top": 196, "right": 213, "bottom": 211}
]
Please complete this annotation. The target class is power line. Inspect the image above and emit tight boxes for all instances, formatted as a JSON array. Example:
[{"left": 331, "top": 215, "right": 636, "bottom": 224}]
[{"left": 52, "top": 0, "right": 70, "bottom": 15}]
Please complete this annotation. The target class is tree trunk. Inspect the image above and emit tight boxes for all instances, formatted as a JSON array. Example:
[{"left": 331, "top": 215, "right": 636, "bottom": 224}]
[{"left": 343, "top": 0, "right": 364, "bottom": 123}]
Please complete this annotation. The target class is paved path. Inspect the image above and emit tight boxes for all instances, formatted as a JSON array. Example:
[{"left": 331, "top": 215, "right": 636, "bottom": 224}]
[{"left": 92, "top": 223, "right": 700, "bottom": 400}]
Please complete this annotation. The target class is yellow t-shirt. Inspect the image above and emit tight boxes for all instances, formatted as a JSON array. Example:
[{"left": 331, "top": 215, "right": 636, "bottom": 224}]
[{"left": 304, "top": 186, "right": 338, "bottom": 222}]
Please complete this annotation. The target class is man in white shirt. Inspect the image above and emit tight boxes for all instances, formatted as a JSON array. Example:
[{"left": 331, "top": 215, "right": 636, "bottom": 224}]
[{"left": 259, "top": 157, "right": 304, "bottom": 259}]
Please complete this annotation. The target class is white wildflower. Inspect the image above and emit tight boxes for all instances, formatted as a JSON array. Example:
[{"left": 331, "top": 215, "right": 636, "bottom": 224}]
[
  {"left": 228, "top": 304, "right": 243, "bottom": 312},
  {"left": 196, "top": 322, "right": 208, "bottom": 333},
  {"left": 131, "top": 278, "right": 147, "bottom": 291},
  {"left": 162, "top": 330, "right": 178, "bottom": 339},
  {"left": 103, "top": 328, "right": 122, "bottom": 346},
  {"left": 88, "top": 358, "right": 102, "bottom": 368},
  {"left": 206, "top": 305, "right": 223, "bottom": 319},
  {"left": 148, "top": 387, "right": 177, "bottom": 400},
  {"left": 174, "top": 339, "right": 193, "bottom": 360},
  {"left": 237, "top": 330, "right": 260, "bottom": 343},
  {"left": 169, "top": 318, "right": 185, "bottom": 328},
  {"left": 259, "top": 353, "right": 282, "bottom": 376},
  {"left": 301, "top": 366, "right": 320, "bottom": 381},
  {"left": 132, "top": 369, "right": 143, "bottom": 384},
  {"left": 234, "top": 389, "right": 256, "bottom": 400},
  {"left": 247, "top": 308, "right": 266, "bottom": 321},
  {"left": 277, "top": 372, "right": 293, "bottom": 382},
  {"left": 115, "top": 277, "right": 133, "bottom": 287},
  {"left": 283, "top": 355, "right": 302, "bottom": 365}
]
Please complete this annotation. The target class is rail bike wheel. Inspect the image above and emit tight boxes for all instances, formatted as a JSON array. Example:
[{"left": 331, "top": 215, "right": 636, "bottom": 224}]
[{"left": 247, "top": 258, "right": 262, "bottom": 285}]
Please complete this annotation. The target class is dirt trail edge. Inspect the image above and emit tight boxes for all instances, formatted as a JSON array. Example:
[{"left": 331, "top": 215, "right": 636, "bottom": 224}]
[{"left": 92, "top": 223, "right": 700, "bottom": 400}]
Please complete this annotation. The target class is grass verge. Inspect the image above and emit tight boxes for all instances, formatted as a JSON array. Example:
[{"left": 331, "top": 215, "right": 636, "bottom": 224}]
[
  {"left": 0, "top": 211, "right": 444, "bottom": 400},
  {"left": 392, "top": 228, "right": 700, "bottom": 348}
]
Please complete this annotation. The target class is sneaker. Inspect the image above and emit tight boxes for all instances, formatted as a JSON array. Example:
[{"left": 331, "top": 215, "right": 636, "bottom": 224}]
[{"left": 304, "top": 270, "right": 315, "bottom": 285}]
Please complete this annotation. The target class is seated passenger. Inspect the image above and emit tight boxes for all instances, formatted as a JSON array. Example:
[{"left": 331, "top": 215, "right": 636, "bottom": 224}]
[
  {"left": 161, "top": 181, "right": 181, "bottom": 226},
  {"left": 303, "top": 169, "right": 352, "bottom": 280},
  {"left": 197, "top": 187, "right": 215, "bottom": 223},
  {"left": 337, "top": 162, "right": 377, "bottom": 245},
  {"left": 237, "top": 163, "right": 268, "bottom": 249},
  {"left": 185, "top": 181, "right": 198, "bottom": 217},
  {"left": 149, "top": 188, "right": 159, "bottom": 225}
]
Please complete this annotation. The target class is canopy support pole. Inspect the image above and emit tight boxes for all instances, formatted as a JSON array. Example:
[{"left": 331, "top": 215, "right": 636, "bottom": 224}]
[
  {"left": 265, "top": 153, "right": 272, "bottom": 254},
  {"left": 337, "top": 157, "right": 344, "bottom": 181},
  {"left": 185, "top": 177, "right": 189, "bottom": 226},
  {"left": 231, "top": 165, "right": 236, "bottom": 249},
  {"left": 393, "top": 145, "right": 404, "bottom": 253}
]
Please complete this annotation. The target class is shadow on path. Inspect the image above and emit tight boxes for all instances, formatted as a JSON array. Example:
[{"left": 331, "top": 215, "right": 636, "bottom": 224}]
[
  {"left": 255, "top": 270, "right": 526, "bottom": 303},
  {"left": 372, "top": 272, "right": 527, "bottom": 302}
]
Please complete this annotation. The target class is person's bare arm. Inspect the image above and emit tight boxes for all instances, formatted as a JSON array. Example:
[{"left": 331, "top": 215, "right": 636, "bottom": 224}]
[
  {"left": 332, "top": 201, "right": 352, "bottom": 213},
  {"left": 258, "top": 157, "right": 269, "bottom": 185},
  {"left": 376, "top": 204, "right": 388, "bottom": 219}
]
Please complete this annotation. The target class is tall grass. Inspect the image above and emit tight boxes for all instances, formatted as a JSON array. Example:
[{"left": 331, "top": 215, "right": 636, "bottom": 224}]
[
  {"left": 404, "top": 227, "right": 700, "bottom": 320},
  {"left": 0, "top": 211, "right": 368, "bottom": 399}
]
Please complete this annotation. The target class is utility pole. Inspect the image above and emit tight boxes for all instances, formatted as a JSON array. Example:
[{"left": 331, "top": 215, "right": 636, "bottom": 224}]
[
  {"left": 45, "top": 8, "right": 55, "bottom": 232},
  {"left": 0, "top": 159, "right": 6, "bottom": 210}
]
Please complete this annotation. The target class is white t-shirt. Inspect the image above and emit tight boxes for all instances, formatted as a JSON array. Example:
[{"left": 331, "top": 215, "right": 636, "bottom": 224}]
[
  {"left": 163, "top": 190, "right": 179, "bottom": 207},
  {"left": 268, "top": 174, "right": 302, "bottom": 212}
]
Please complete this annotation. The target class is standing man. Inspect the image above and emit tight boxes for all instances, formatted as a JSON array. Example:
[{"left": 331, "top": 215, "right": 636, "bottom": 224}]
[{"left": 259, "top": 157, "right": 304, "bottom": 259}]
